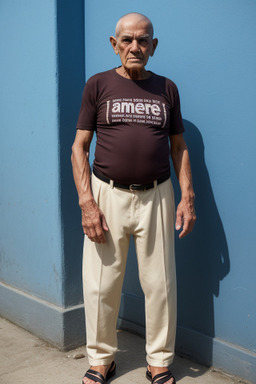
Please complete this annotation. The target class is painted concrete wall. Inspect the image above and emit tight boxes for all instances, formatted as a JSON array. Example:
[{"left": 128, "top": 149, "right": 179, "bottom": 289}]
[
  {"left": 0, "top": 0, "right": 255, "bottom": 382},
  {"left": 0, "top": 0, "right": 85, "bottom": 349},
  {"left": 84, "top": 0, "right": 256, "bottom": 382},
  {"left": 0, "top": 0, "right": 61, "bottom": 304}
]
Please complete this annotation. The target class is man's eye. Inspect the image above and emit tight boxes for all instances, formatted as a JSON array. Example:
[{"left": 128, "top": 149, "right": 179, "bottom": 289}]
[
  {"left": 123, "top": 38, "right": 131, "bottom": 43},
  {"left": 138, "top": 38, "right": 148, "bottom": 44}
]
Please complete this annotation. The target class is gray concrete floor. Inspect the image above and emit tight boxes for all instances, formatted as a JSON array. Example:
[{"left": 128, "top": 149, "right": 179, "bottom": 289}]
[{"left": 0, "top": 317, "right": 251, "bottom": 384}]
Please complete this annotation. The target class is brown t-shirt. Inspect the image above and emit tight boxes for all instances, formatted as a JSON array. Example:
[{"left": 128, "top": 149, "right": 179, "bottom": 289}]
[{"left": 77, "top": 68, "right": 185, "bottom": 184}]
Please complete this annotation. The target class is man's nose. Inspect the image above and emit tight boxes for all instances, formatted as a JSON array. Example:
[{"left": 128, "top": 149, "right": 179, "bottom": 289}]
[{"left": 130, "top": 39, "right": 140, "bottom": 52}]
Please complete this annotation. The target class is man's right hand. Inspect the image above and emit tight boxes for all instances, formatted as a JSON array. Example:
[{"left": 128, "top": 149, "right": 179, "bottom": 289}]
[
  {"left": 81, "top": 199, "right": 109, "bottom": 243},
  {"left": 71, "top": 130, "right": 107, "bottom": 243}
]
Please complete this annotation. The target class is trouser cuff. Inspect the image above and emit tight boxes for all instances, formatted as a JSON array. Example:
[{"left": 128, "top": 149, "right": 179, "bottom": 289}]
[
  {"left": 88, "top": 357, "right": 115, "bottom": 366},
  {"left": 146, "top": 355, "right": 174, "bottom": 367}
]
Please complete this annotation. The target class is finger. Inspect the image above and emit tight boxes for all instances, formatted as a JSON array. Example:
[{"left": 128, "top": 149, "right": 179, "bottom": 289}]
[
  {"left": 82, "top": 220, "right": 87, "bottom": 234},
  {"left": 83, "top": 222, "right": 92, "bottom": 237},
  {"left": 88, "top": 224, "right": 107, "bottom": 244},
  {"left": 83, "top": 228, "right": 88, "bottom": 236},
  {"left": 175, "top": 211, "right": 183, "bottom": 231},
  {"left": 87, "top": 227, "right": 98, "bottom": 242},
  {"left": 95, "top": 224, "right": 107, "bottom": 243},
  {"left": 82, "top": 223, "right": 90, "bottom": 237},
  {"left": 101, "top": 214, "right": 109, "bottom": 232},
  {"left": 179, "top": 223, "right": 189, "bottom": 238},
  {"left": 179, "top": 216, "right": 196, "bottom": 238}
]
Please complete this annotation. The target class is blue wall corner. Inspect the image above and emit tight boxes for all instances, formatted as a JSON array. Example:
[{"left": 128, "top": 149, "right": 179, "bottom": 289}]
[{"left": 56, "top": 0, "right": 85, "bottom": 307}]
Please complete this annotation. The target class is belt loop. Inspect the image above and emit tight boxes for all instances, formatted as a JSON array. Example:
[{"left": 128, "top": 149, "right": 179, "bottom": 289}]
[
  {"left": 109, "top": 179, "right": 114, "bottom": 189},
  {"left": 154, "top": 180, "right": 157, "bottom": 189}
]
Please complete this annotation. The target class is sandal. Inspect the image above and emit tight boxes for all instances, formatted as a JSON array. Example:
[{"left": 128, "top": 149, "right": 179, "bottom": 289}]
[
  {"left": 146, "top": 367, "right": 176, "bottom": 384},
  {"left": 82, "top": 361, "right": 116, "bottom": 384}
]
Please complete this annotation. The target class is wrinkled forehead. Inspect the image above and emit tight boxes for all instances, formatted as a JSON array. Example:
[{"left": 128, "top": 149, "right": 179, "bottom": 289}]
[{"left": 115, "top": 15, "right": 153, "bottom": 38}]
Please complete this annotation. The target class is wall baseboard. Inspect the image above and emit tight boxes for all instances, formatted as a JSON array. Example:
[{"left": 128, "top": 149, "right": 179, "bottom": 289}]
[
  {"left": 1, "top": 282, "right": 255, "bottom": 383},
  {"left": 176, "top": 325, "right": 256, "bottom": 383},
  {"left": 0, "top": 281, "right": 85, "bottom": 350},
  {"left": 118, "top": 317, "right": 256, "bottom": 384}
]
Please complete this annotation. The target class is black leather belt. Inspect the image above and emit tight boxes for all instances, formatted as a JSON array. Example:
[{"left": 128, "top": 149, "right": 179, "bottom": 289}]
[{"left": 93, "top": 168, "right": 170, "bottom": 191}]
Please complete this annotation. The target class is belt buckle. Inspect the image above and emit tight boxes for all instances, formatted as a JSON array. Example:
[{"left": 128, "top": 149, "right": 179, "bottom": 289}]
[{"left": 129, "top": 183, "right": 142, "bottom": 191}]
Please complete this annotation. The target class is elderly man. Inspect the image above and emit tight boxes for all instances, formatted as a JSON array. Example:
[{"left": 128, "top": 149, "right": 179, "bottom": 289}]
[{"left": 72, "top": 12, "right": 196, "bottom": 384}]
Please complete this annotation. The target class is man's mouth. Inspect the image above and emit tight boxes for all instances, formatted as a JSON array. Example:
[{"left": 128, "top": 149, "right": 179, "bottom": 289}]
[{"left": 127, "top": 57, "right": 142, "bottom": 61}]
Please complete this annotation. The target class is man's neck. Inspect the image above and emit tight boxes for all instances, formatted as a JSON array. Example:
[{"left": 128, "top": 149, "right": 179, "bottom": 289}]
[{"left": 115, "top": 66, "right": 151, "bottom": 80}]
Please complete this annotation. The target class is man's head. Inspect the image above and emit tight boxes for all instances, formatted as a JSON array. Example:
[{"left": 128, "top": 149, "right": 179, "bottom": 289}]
[
  {"left": 110, "top": 13, "right": 158, "bottom": 79},
  {"left": 115, "top": 13, "right": 154, "bottom": 39}
]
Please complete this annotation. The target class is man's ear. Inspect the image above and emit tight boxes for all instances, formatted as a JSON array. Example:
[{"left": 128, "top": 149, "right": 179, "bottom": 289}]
[
  {"left": 110, "top": 36, "right": 119, "bottom": 55},
  {"left": 150, "top": 38, "right": 158, "bottom": 57}
]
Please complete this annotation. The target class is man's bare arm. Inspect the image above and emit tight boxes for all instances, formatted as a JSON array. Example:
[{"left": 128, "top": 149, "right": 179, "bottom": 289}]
[
  {"left": 71, "top": 130, "right": 108, "bottom": 243},
  {"left": 170, "top": 133, "right": 196, "bottom": 238}
]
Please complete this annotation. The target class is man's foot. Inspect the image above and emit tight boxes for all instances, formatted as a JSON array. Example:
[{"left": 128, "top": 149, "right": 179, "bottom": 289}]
[
  {"left": 82, "top": 361, "right": 116, "bottom": 384},
  {"left": 147, "top": 366, "right": 176, "bottom": 384}
]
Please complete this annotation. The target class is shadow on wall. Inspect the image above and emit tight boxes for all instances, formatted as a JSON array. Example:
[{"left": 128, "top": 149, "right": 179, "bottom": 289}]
[
  {"left": 173, "top": 120, "right": 230, "bottom": 365},
  {"left": 57, "top": 0, "right": 85, "bottom": 308}
]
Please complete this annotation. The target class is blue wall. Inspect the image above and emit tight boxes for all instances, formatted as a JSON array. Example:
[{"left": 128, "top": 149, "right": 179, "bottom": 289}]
[
  {"left": 84, "top": 0, "right": 256, "bottom": 381},
  {"left": 0, "top": 0, "right": 85, "bottom": 349},
  {"left": 0, "top": 0, "right": 62, "bottom": 305},
  {"left": 0, "top": 0, "right": 255, "bottom": 381}
]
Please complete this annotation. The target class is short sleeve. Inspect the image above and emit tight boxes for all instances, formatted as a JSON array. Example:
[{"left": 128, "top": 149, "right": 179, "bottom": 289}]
[
  {"left": 168, "top": 83, "right": 185, "bottom": 135},
  {"left": 76, "top": 76, "right": 98, "bottom": 131}
]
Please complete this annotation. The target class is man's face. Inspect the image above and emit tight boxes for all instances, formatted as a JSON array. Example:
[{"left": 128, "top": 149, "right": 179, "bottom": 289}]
[{"left": 110, "top": 18, "right": 157, "bottom": 75}]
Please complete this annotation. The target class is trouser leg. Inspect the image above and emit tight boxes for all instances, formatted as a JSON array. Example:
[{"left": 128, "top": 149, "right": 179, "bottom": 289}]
[
  {"left": 134, "top": 179, "right": 177, "bottom": 367},
  {"left": 83, "top": 174, "right": 130, "bottom": 366}
]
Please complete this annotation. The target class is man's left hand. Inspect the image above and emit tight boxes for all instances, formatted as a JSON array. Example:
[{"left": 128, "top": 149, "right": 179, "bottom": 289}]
[{"left": 175, "top": 196, "right": 196, "bottom": 238}]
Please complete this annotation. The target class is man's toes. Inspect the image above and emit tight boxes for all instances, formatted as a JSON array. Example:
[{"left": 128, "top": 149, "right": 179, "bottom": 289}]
[
  {"left": 164, "top": 378, "right": 174, "bottom": 384},
  {"left": 86, "top": 379, "right": 95, "bottom": 384}
]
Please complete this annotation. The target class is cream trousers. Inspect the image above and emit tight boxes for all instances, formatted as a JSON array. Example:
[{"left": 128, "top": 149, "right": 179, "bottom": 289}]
[{"left": 83, "top": 173, "right": 177, "bottom": 367}]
